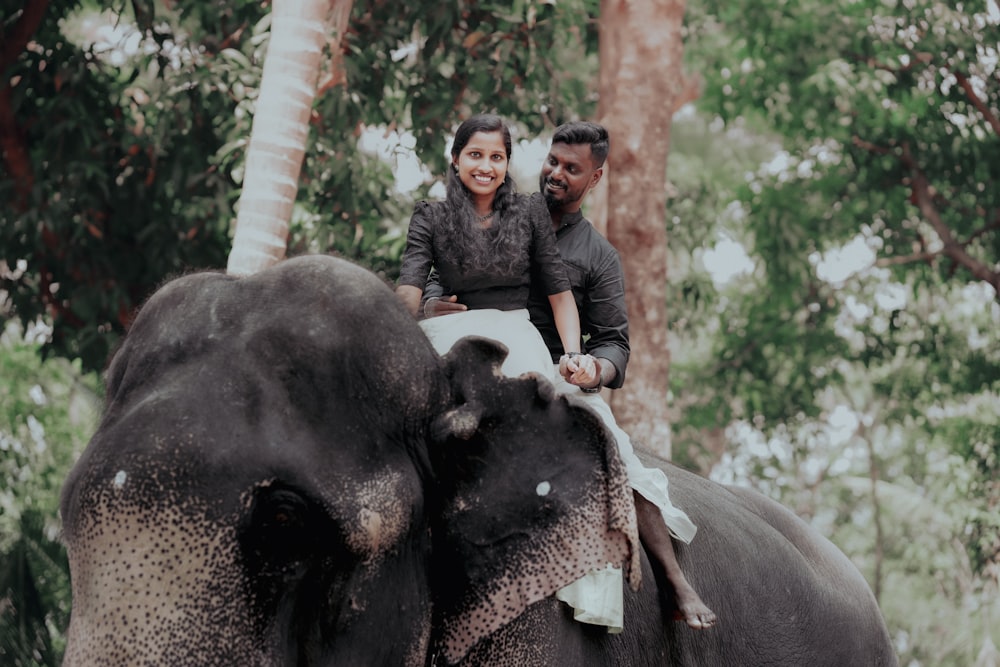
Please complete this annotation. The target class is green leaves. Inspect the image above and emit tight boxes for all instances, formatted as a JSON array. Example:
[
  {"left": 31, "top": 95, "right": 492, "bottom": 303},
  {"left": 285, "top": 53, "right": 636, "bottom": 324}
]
[
  {"left": 0, "top": 511, "right": 71, "bottom": 667},
  {"left": 0, "top": 326, "right": 99, "bottom": 666},
  {"left": 676, "top": 2, "right": 1000, "bottom": 661}
]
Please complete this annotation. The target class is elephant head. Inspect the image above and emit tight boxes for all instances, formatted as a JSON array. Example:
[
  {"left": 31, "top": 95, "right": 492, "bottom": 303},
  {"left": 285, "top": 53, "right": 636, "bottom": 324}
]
[{"left": 59, "top": 255, "right": 639, "bottom": 665}]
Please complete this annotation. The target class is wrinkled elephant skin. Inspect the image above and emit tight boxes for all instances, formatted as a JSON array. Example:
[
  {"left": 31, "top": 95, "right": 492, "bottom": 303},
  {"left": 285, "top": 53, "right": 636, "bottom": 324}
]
[{"left": 60, "top": 255, "right": 897, "bottom": 666}]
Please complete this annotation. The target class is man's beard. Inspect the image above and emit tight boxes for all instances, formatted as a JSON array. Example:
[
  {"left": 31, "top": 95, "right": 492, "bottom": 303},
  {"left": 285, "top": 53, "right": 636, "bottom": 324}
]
[
  {"left": 541, "top": 178, "right": 564, "bottom": 210},
  {"left": 543, "top": 188, "right": 561, "bottom": 210}
]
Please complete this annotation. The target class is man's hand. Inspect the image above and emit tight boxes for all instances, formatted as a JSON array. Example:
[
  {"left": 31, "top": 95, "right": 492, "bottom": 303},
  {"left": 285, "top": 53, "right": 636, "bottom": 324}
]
[
  {"left": 559, "top": 353, "right": 602, "bottom": 391},
  {"left": 423, "top": 294, "right": 468, "bottom": 318}
]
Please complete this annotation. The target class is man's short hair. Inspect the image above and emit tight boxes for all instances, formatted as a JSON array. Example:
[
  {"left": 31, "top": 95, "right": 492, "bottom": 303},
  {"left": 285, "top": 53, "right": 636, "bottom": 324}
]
[{"left": 552, "top": 121, "right": 609, "bottom": 168}]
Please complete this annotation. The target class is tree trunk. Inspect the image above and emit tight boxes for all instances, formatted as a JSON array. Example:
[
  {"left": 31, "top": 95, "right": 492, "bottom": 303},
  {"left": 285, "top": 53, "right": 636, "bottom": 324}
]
[
  {"left": 1, "top": 0, "right": 50, "bottom": 210},
  {"left": 227, "top": 0, "right": 354, "bottom": 276},
  {"left": 596, "top": 0, "right": 693, "bottom": 458}
]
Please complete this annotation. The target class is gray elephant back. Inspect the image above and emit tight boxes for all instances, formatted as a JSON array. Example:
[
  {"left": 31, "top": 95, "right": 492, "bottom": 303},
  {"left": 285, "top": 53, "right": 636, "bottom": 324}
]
[{"left": 625, "top": 451, "right": 897, "bottom": 666}]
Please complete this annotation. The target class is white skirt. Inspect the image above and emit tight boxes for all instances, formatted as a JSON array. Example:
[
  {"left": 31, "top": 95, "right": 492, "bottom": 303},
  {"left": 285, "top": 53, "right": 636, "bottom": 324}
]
[{"left": 419, "top": 308, "right": 554, "bottom": 380}]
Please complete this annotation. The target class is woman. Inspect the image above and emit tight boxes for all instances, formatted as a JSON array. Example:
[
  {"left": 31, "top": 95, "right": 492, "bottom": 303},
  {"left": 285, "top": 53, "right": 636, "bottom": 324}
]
[{"left": 395, "top": 113, "right": 582, "bottom": 375}]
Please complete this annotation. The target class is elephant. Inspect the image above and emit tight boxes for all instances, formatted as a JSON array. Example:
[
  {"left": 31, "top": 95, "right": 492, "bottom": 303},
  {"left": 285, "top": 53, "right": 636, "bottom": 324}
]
[{"left": 60, "top": 254, "right": 897, "bottom": 666}]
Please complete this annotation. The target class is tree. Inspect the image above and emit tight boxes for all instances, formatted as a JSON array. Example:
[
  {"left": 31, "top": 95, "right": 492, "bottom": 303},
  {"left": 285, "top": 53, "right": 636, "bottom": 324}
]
[
  {"left": 597, "top": 0, "right": 700, "bottom": 457},
  {"left": 693, "top": 0, "right": 1000, "bottom": 299},
  {"left": 227, "top": 0, "right": 353, "bottom": 276},
  {"left": 1, "top": 0, "right": 255, "bottom": 370},
  {"left": 681, "top": 0, "right": 1000, "bottom": 555},
  {"left": 667, "top": 2, "right": 1000, "bottom": 660}
]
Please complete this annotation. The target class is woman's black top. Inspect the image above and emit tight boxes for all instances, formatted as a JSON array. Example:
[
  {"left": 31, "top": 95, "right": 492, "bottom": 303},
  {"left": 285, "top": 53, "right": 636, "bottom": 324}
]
[{"left": 397, "top": 192, "right": 570, "bottom": 311}]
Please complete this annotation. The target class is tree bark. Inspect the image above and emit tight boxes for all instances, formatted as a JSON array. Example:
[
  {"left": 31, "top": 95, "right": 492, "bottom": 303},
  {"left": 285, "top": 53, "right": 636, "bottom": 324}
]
[
  {"left": 597, "top": 0, "right": 693, "bottom": 458},
  {"left": 227, "top": 0, "right": 354, "bottom": 276},
  {"left": 1, "top": 0, "right": 50, "bottom": 210}
]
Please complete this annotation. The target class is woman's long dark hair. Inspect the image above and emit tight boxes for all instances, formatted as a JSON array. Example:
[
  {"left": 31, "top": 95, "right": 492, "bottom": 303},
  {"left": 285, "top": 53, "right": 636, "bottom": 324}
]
[{"left": 440, "top": 114, "right": 529, "bottom": 277}]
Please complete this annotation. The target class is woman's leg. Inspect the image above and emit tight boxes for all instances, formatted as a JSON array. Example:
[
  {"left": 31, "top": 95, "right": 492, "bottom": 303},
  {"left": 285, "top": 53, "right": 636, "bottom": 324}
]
[
  {"left": 634, "top": 492, "right": 716, "bottom": 629},
  {"left": 558, "top": 379, "right": 715, "bottom": 629}
]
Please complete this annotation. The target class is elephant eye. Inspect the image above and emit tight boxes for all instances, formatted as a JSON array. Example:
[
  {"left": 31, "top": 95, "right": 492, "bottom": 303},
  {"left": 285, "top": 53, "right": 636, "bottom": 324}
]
[
  {"left": 259, "top": 489, "right": 307, "bottom": 530},
  {"left": 241, "top": 486, "right": 332, "bottom": 574},
  {"left": 239, "top": 484, "right": 350, "bottom": 634}
]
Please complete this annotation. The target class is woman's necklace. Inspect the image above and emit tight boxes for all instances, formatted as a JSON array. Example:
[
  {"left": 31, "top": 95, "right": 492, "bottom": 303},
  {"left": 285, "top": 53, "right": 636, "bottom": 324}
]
[{"left": 476, "top": 210, "right": 495, "bottom": 223}]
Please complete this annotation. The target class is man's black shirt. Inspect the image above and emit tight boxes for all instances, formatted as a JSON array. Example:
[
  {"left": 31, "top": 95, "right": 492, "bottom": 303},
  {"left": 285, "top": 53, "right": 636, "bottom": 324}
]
[{"left": 527, "top": 211, "right": 630, "bottom": 388}]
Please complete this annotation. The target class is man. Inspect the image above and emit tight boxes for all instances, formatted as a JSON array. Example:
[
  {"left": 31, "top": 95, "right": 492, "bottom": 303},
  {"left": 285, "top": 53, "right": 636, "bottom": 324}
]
[{"left": 423, "top": 121, "right": 716, "bottom": 630}]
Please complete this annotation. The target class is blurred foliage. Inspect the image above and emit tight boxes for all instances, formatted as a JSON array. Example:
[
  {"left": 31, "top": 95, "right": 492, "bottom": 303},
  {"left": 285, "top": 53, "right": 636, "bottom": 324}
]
[
  {"left": 669, "top": 1, "right": 1000, "bottom": 663},
  {"left": 0, "top": 322, "right": 100, "bottom": 665},
  {"left": 1, "top": 0, "right": 247, "bottom": 371},
  {"left": 676, "top": 0, "right": 1000, "bottom": 428}
]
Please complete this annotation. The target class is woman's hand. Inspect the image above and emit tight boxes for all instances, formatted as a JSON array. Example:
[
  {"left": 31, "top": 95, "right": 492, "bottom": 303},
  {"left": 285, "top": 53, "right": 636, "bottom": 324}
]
[{"left": 423, "top": 294, "right": 467, "bottom": 318}]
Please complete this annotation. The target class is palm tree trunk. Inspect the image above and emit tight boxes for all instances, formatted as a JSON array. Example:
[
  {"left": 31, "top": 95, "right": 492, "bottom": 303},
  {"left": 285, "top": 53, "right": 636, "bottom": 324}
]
[{"left": 227, "top": 0, "right": 353, "bottom": 276}]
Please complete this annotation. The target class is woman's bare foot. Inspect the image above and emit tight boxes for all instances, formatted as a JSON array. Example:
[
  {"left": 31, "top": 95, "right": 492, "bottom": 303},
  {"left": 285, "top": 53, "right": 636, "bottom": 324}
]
[
  {"left": 672, "top": 581, "right": 717, "bottom": 629},
  {"left": 634, "top": 492, "right": 717, "bottom": 630}
]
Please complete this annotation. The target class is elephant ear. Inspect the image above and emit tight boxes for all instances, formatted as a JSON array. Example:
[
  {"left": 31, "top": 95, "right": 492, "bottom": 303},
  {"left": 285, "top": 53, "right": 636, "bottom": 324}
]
[{"left": 429, "top": 336, "right": 640, "bottom": 664}]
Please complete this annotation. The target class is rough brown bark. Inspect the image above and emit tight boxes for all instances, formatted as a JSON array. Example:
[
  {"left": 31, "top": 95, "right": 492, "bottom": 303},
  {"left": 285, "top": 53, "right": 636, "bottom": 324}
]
[
  {"left": 597, "top": 0, "right": 693, "bottom": 458},
  {"left": 1, "top": 0, "right": 50, "bottom": 209}
]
